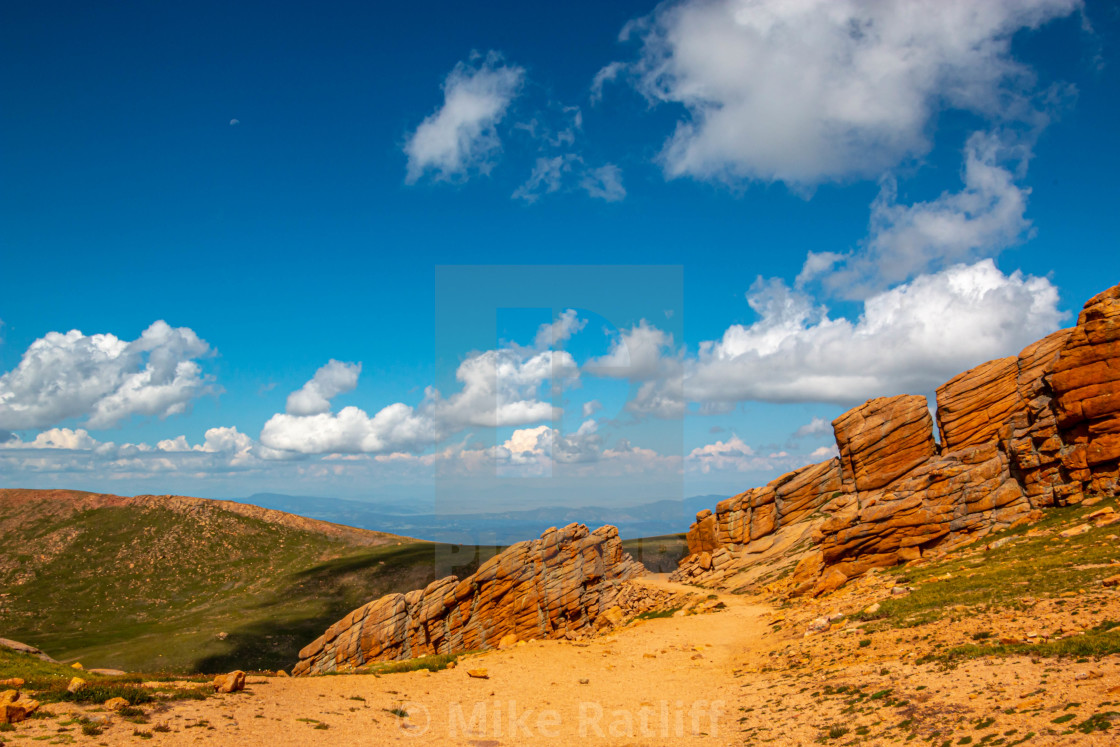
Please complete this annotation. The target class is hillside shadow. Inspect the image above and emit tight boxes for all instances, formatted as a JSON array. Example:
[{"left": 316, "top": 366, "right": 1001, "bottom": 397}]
[
  {"left": 623, "top": 534, "right": 689, "bottom": 572},
  {"left": 192, "top": 542, "right": 495, "bottom": 673}
]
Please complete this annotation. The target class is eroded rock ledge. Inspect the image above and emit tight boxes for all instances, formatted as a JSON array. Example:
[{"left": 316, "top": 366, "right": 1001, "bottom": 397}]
[
  {"left": 293, "top": 523, "right": 644, "bottom": 675},
  {"left": 674, "top": 282, "right": 1120, "bottom": 594}
]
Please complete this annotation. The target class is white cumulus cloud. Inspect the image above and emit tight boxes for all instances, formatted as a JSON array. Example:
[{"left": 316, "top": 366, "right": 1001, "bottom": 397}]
[
  {"left": 810, "top": 444, "right": 840, "bottom": 459},
  {"left": 624, "top": 0, "right": 1080, "bottom": 187},
  {"left": 0, "top": 321, "right": 214, "bottom": 430},
  {"left": 261, "top": 403, "right": 443, "bottom": 455},
  {"left": 260, "top": 313, "right": 585, "bottom": 455},
  {"left": 686, "top": 259, "right": 1064, "bottom": 404},
  {"left": 0, "top": 427, "right": 101, "bottom": 450},
  {"left": 817, "top": 131, "right": 1036, "bottom": 297},
  {"left": 285, "top": 360, "right": 361, "bottom": 416},
  {"left": 686, "top": 435, "right": 755, "bottom": 473},
  {"left": 0, "top": 425, "right": 288, "bottom": 479},
  {"left": 404, "top": 51, "right": 525, "bottom": 184},
  {"left": 599, "top": 260, "right": 1064, "bottom": 416},
  {"left": 585, "top": 320, "right": 679, "bottom": 380},
  {"left": 685, "top": 434, "right": 833, "bottom": 474}
]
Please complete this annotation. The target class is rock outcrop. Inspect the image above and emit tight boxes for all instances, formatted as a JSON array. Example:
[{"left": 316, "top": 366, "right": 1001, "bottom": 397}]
[
  {"left": 0, "top": 637, "right": 56, "bottom": 663},
  {"left": 294, "top": 523, "right": 644, "bottom": 675},
  {"left": 674, "top": 282, "right": 1120, "bottom": 593},
  {"left": 936, "top": 357, "right": 1020, "bottom": 452},
  {"left": 834, "top": 395, "right": 938, "bottom": 492}
]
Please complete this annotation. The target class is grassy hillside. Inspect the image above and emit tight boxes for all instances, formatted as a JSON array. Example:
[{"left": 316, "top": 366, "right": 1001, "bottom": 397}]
[
  {"left": 622, "top": 533, "right": 689, "bottom": 572},
  {"left": 0, "top": 489, "right": 497, "bottom": 674}
]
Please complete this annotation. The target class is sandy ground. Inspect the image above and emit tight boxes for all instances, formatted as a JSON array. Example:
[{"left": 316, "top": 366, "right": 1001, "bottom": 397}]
[{"left": 10, "top": 574, "right": 1120, "bottom": 746}]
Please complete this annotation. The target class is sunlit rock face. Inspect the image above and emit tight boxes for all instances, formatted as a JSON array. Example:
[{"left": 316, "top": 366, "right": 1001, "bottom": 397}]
[
  {"left": 293, "top": 523, "right": 644, "bottom": 675},
  {"left": 674, "top": 283, "right": 1120, "bottom": 593}
]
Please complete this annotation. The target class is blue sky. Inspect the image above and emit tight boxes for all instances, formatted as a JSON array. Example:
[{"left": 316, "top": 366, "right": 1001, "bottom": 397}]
[{"left": 1, "top": 0, "right": 1118, "bottom": 510}]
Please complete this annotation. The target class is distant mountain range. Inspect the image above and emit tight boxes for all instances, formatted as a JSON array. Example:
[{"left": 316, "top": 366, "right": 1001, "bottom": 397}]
[{"left": 236, "top": 492, "right": 722, "bottom": 545}]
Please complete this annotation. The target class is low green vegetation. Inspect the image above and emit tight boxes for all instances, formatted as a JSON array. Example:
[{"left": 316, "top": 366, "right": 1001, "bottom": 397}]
[
  {"left": 41, "top": 680, "right": 157, "bottom": 706},
  {"left": 634, "top": 606, "right": 682, "bottom": 621},
  {"left": 0, "top": 646, "right": 121, "bottom": 690},
  {"left": 0, "top": 498, "right": 498, "bottom": 673},
  {"left": 851, "top": 496, "right": 1120, "bottom": 635},
  {"left": 0, "top": 646, "right": 211, "bottom": 705},
  {"left": 923, "top": 624, "right": 1120, "bottom": 664},
  {"left": 355, "top": 650, "right": 471, "bottom": 675},
  {"left": 622, "top": 533, "right": 689, "bottom": 572}
]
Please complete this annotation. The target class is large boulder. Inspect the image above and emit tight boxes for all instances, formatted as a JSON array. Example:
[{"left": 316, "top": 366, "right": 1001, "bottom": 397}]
[
  {"left": 0, "top": 689, "right": 40, "bottom": 724},
  {"left": 213, "top": 670, "right": 246, "bottom": 693},
  {"left": 833, "top": 395, "right": 938, "bottom": 491}
]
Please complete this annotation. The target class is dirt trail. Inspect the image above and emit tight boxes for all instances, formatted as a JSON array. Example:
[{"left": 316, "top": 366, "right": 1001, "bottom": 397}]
[
  {"left": 14, "top": 573, "right": 1120, "bottom": 745},
  {"left": 19, "top": 575, "right": 771, "bottom": 745}
]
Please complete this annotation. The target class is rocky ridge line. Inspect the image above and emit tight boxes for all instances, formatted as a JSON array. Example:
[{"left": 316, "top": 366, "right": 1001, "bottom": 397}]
[
  {"left": 0, "top": 488, "right": 404, "bottom": 547},
  {"left": 674, "top": 282, "right": 1120, "bottom": 594},
  {"left": 293, "top": 523, "right": 645, "bottom": 675}
]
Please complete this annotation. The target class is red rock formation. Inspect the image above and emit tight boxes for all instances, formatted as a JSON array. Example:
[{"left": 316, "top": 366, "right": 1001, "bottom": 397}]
[
  {"left": 814, "top": 441, "right": 1027, "bottom": 581},
  {"left": 671, "top": 459, "right": 841, "bottom": 584},
  {"left": 936, "top": 357, "right": 1019, "bottom": 451},
  {"left": 293, "top": 523, "right": 644, "bottom": 675},
  {"left": 686, "top": 509, "right": 720, "bottom": 556},
  {"left": 834, "top": 395, "right": 938, "bottom": 492},
  {"left": 1049, "top": 285, "right": 1120, "bottom": 496},
  {"left": 675, "top": 282, "right": 1120, "bottom": 594},
  {"left": 702, "top": 459, "right": 843, "bottom": 549},
  {"left": 1004, "top": 329, "right": 1077, "bottom": 506}
]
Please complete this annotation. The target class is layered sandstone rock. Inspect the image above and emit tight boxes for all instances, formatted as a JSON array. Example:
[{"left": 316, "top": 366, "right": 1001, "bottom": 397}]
[
  {"left": 293, "top": 523, "right": 644, "bottom": 675},
  {"left": 936, "top": 357, "right": 1019, "bottom": 451},
  {"left": 686, "top": 509, "right": 720, "bottom": 556},
  {"left": 1004, "top": 329, "right": 1076, "bottom": 507},
  {"left": 834, "top": 395, "right": 938, "bottom": 492},
  {"left": 702, "top": 460, "right": 842, "bottom": 549},
  {"left": 671, "top": 459, "right": 842, "bottom": 584},
  {"left": 814, "top": 441, "right": 1027, "bottom": 583},
  {"left": 676, "top": 282, "right": 1120, "bottom": 596},
  {"left": 1049, "top": 285, "right": 1120, "bottom": 496}
]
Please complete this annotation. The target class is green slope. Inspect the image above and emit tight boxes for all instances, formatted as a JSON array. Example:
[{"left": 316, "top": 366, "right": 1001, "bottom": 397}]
[
  {"left": 0, "top": 490, "right": 495, "bottom": 673},
  {"left": 621, "top": 533, "right": 689, "bottom": 572}
]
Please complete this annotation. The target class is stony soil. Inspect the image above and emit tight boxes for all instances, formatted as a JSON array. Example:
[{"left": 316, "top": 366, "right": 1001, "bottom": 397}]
[{"left": 7, "top": 572, "right": 1119, "bottom": 746}]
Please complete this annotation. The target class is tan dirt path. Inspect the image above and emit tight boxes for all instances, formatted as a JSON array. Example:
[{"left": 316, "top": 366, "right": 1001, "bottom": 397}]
[{"left": 15, "top": 574, "right": 769, "bottom": 745}]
